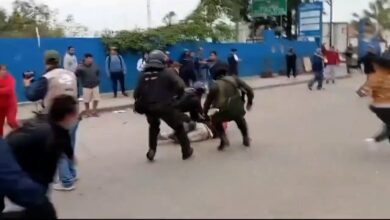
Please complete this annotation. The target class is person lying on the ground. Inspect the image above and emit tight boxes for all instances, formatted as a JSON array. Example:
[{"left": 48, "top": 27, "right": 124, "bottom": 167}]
[
  {"left": 159, "top": 120, "right": 217, "bottom": 143},
  {"left": 0, "top": 138, "right": 57, "bottom": 219}
]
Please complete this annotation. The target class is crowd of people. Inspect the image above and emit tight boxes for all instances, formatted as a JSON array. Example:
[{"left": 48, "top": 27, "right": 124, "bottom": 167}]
[
  {"left": 2, "top": 40, "right": 390, "bottom": 219},
  {"left": 0, "top": 45, "right": 252, "bottom": 218}
]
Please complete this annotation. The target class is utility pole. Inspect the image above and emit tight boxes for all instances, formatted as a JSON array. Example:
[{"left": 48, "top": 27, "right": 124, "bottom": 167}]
[
  {"left": 326, "top": 0, "right": 333, "bottom": 47},
  {"left": 147, "top": 0, "right": 152, "bottom": 29}
]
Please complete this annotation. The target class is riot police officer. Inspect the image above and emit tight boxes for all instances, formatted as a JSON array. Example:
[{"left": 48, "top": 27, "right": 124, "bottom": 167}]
[
  {"left": 134, "top": 50, "right": 194, "bottom": 161},
  {"left": 203, "top": 64, "right": 254, "bottom": 151}
]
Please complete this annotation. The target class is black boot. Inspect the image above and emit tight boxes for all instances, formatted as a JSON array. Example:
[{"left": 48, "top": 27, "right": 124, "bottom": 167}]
[
  {"left": 182, "top": 147, "right": 194, "bottom": 160},
  {"left": 218, "top": 135, "right": 230, "bottom": 151},
  {"left": 243, "top": 136, "right": 251, "bottom": 147},
  {"left": 146, "top": 149, "right": 156, "bottom": 162}
]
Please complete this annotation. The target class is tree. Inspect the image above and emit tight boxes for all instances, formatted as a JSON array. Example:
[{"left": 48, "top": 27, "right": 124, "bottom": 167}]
[
  {"left": 103, "top": 0, "right": 235, "bottom": 52},
  {"left": 162, "top": 11, "right": 177, "bottom": 26},
  {"left": 0, "top": 0, "right": 85, "bottom": 37},
  {"left": 352, "top": 0, "right": 390, "bottom": 41},
  {"left": 63, "top": 15, "right": 88, "bottom": 37},
  {"left": 189, "top": 0, "right": 313, "bottom": 39}
]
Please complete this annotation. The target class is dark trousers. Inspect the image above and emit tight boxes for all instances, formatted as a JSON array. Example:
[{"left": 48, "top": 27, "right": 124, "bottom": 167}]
[
  {"left": 373, "top": 124, "right": 389, "bottom": 142},
  {"left": 308, "top": 71, "right": 324, "bottom": 90},
  {"left": 110, "top": 72, "right": 126, "bottom": 96},
  {"left": 370, "top": 106, "right": 390, "bottom": 143},
  {"left": 287, "top": 64, "right": 297, "bottom": 78},
  {"left": 181, "top": 74, "right": 196, "bottom": 87},
  {"left": 77, "top": 80, "right": 82, "bottom": 98},
  {"left": 146, "top": 107, "right": 192, "bottom": 155},
  {"left": 0, "top": 197, "right": 56, "bottom": 219},
  {"left": 212, "top": 113, "right": 248, "bottom": 145}
]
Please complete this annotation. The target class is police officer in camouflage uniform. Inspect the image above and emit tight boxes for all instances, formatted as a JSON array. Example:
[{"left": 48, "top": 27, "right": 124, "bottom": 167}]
[
  {"left": 203, "top": 64, "right": 254, "bottom": 151},
  {"left": 134, "top": 50, "right": 194, "bottom": 161}
]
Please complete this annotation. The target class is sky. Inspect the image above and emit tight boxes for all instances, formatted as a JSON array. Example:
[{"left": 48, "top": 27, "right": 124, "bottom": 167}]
[{"left": 1, "top": 0, "right": 371, "bottom": 33}]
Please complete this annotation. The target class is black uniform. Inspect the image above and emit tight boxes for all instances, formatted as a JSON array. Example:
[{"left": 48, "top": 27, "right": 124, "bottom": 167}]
[
  {"left": 134, "top": 61, "right": 193, "bottom": 161},
  {"left": 174, "top": 88, "right": 204, "bottom": 122},
  {"left": 209, "top": 60, "right": 226, "bottom": 80},
  {"left": 179, "top": 57, "right": 196, "bottom": 87}
]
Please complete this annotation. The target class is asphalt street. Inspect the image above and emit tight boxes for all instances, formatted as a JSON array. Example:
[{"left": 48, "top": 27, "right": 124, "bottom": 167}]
[{"left": 52, "top": 74, "right": 390, "bottom": 218}]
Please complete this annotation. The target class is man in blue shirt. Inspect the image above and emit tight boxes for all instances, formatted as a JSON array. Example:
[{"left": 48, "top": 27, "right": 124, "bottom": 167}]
[
  {"left": 308, "top": 48, "right": 325, "bottom": 91},
  {"left": 105, "top": 47, "right": 128, "bottom": 98}
]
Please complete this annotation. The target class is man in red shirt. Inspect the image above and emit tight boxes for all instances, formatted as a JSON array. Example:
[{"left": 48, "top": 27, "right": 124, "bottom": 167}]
[
  {"left": 325, "top": 46, "right": 341, "bottom": 84},
  {"left": 0, "top": 65, "right": 19, "bottom": 137}
]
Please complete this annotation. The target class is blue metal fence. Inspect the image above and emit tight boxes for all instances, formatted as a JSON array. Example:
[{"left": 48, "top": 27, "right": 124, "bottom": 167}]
[{"left": 0, "top": 34, "right": 317, "bottom": 102}]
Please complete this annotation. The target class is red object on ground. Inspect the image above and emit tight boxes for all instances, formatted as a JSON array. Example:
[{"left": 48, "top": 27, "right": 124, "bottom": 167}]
[
  {"left": 0, "top": 73, "right": 19, "bottom": 137},
  {"left": 223, "top": 122, "right": 228, "bottom": 130},
  {"left": 326, "top": 51, "right": 341, "bottom": 65}
]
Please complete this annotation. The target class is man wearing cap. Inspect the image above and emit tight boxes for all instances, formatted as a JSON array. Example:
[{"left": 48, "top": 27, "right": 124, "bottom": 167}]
[
  {"left": 134, "top": 50, "right": 194, "bottom": 161},
  {"left": 24, "top": 50, "right": 79, "bottom": 191}
]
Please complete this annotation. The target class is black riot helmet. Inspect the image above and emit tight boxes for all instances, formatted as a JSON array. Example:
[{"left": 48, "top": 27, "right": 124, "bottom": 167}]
[{"left": 144, "top": 50, "right": 167, "bottom": 70}]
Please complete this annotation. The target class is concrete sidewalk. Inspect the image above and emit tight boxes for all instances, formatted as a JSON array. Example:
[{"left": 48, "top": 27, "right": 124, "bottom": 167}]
[{"left": 17, "top": 66, "right": 350, "bottom": 121}]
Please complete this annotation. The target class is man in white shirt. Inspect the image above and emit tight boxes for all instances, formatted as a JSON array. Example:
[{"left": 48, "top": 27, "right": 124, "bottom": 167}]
[
  {"left": 63, "top": 46, "right": 81, "bottom": 100},
  {"left": 137, "top": 52, "right": 148, "bottom": 73},
  {"left": 63, "top": 46, "right": 78, "bottom": 73}
]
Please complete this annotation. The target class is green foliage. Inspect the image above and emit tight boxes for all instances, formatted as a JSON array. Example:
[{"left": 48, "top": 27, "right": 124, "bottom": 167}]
[
  {"left": 353, "top": 0, "right": 390, "bottom": 30},
  {"left": 103, "top": 1, "right": 234, "bottom": 52},
  {"left": 0, "top": 0, "right": 87, "bottom": 37},
  {"left": 352, "top": 0, "right": 390, "bottom": 41}
]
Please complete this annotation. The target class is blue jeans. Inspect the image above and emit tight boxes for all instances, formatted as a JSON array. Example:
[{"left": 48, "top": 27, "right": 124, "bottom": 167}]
[
  {"left": 308, "top": 71, "right": 324, "bottom": 89},
  {"left": 58, "top": 122, "right": 79, "bottom": 187}
]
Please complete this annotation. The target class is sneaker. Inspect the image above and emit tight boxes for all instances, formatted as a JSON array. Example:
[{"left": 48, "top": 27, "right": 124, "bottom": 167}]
[
  {"left": 218, "top": 136, "right": 230, "bottom": 151},
  {"left": 182, "top": 148, "right": 194, "bottom": 160},
  {"left": 365, "top": 138, "right": 376, "bottom": 143},
  {"left": 365, "top": 138, "right": 379, "bottom": 152},
  {"left": 146, "top": 149, "right": 156, "bottom": 162},
  {"left": 122, "top": 92, "right": 129, "bottom": 97},
  {"left": 308, "top": 85, "right": 313, "bottom": 91},
  {"left": 78, "top": 97, "right": 84, "bottom": 102},
  {"left": 53, "top": 183, "right": 75, "bottom": 192}
]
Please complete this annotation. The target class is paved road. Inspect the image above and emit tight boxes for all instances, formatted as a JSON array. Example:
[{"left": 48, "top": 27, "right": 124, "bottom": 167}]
[{"left": 52, "top": 74, "right": 390, "bottom": 218}]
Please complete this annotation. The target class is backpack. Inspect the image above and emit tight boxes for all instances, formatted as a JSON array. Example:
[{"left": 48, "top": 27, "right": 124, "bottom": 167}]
[
  {"left": 108, "top": 55, "right": 124, "bottom": 72},
  {"left": 134, "top": 71, "right": 160, "bottom": 114}
]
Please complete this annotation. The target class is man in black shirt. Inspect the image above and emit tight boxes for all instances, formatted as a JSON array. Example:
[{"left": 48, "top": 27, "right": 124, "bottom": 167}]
[{"left": 2, "top": 95, "right": 79, "bottom": 218}]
